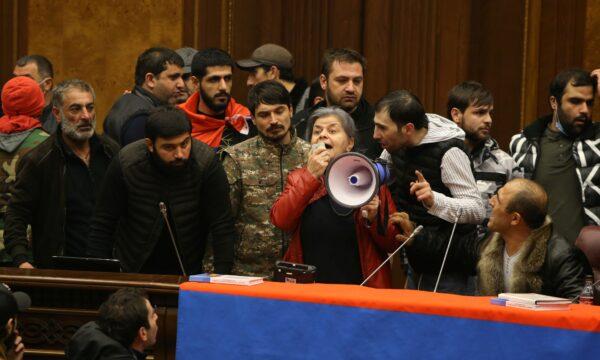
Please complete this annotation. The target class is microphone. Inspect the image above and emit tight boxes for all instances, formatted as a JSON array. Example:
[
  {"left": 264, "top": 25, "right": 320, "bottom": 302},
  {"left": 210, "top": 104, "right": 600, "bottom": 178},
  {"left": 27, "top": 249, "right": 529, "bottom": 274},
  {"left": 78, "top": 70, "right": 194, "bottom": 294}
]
[
  {"left": 159, "top": 202, "right": 187, "bottom": 277},
  {"left": 360, "top": 225, "right": 423, "bottom": 286},
  {"left": 433, "top": 208, "right": 463, "bottom": 293}
]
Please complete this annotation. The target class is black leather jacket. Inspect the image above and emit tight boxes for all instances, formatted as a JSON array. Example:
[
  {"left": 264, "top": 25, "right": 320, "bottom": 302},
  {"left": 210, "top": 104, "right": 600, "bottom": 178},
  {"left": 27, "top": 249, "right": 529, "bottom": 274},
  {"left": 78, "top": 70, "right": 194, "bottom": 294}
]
[{"left": 4, "top": 131, "right": 119, "bottom": 267}]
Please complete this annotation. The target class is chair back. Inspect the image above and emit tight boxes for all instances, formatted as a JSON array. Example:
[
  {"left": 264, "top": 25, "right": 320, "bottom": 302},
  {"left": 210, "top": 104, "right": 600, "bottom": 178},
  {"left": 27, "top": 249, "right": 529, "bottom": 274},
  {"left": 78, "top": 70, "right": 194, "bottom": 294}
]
[{"left": 575, "top": 225, "right": 600, "bottom": 282}]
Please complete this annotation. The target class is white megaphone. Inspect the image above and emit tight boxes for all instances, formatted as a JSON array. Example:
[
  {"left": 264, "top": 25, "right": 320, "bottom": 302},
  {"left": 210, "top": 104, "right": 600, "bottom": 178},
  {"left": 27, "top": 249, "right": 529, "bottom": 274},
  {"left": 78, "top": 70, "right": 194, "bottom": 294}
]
[{"left": 324, "top": 152, "right": 391, "bottom": 208}]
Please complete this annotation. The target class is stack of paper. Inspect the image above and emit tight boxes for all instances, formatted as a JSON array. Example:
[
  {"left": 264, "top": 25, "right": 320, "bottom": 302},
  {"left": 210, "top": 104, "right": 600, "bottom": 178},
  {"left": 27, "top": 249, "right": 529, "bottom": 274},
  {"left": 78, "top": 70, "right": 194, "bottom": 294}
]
[
  {"left": 497, "top": 293, "right": 571, "bottom": 311},
  {"left": 189, "top": 273, "right": 264, "bottom": 286}
]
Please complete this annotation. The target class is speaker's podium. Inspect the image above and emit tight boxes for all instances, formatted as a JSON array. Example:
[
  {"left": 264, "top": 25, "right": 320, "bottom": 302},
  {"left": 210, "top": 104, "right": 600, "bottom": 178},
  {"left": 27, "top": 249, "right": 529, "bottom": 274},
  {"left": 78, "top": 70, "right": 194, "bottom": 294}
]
[{"left": 0, "top": 267, "right": 184, "bottom": 359}]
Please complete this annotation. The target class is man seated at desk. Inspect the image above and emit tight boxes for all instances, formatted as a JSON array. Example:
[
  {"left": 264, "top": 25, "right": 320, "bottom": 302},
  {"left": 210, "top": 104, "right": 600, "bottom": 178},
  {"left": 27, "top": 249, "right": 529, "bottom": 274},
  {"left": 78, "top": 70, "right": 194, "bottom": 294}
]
[{"left": 477, "top": 178, "right": 587, "bottom": 299}]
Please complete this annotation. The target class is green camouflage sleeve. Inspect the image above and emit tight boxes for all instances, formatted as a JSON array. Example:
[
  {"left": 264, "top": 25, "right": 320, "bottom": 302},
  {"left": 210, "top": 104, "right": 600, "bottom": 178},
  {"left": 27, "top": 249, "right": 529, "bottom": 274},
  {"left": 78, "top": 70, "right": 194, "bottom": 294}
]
[{"left": 222, "top": 154, "right": 242, "bottom": 220}]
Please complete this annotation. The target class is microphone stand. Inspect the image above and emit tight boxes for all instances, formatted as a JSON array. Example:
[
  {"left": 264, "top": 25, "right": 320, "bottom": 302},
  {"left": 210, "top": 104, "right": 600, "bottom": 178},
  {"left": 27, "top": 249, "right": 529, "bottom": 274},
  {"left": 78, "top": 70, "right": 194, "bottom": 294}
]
[
  {"left": 433, "top": 208, "right": 462, "bottom": 293},
  {"left": 159, "top": 202, "right": 188, "bottom": 277},
  {"left": 360, "top": 225, "right": 423, "bottom": 286}
]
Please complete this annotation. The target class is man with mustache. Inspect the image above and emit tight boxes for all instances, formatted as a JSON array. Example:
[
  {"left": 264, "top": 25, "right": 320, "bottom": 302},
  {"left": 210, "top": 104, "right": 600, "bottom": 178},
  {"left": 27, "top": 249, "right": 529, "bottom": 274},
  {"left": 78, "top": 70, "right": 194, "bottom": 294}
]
[
  {"left": 4, "top": 79, "right": 120, "bottom": 268},
  {"left": 373, "top": 90, "right": 485, "bottom": 294},
  {"left": 447, "top": 81, "right": 521, "bottom": 237},
  {"left": 292, "top": 48, "right": 381, "bottom": 159},
  {"left": 87, "top": 106, "right": 236, "bottom": 275},
  {"left": 510, "top": 68, "right": 598, "bottom": 243},
  {"left": 179, "top": 48, "right": 255, "bottom": 150},
  {"left": 106, "top": 47, "right": 186, "bottom": 145},
  {"left": 221, "top": 80, "right": 310, "bottom": 277}
]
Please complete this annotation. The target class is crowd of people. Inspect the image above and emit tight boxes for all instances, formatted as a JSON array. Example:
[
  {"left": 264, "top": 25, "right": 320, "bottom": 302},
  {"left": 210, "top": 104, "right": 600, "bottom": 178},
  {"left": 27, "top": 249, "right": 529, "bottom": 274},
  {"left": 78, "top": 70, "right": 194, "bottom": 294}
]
[{"left": 0, "top": 42, "right": 598, "bottom": 358}]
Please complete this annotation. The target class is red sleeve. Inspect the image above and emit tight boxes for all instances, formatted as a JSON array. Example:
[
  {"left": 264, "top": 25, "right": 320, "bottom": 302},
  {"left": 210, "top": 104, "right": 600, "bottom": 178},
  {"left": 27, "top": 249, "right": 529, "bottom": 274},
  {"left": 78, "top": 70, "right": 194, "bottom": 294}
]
[{"left": 270, "top": 168, "right": 322, "bottom": 232}]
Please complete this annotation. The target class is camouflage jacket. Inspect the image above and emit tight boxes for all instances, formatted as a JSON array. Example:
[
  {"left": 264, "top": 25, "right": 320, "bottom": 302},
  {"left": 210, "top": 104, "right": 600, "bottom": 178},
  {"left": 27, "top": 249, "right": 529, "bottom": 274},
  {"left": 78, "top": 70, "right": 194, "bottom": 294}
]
[
  {"left": 222, "top": 133, "right": 310, "bottom": 277},
  {"left": 0, "top": 128, "right": 49, "bottom": 252}
]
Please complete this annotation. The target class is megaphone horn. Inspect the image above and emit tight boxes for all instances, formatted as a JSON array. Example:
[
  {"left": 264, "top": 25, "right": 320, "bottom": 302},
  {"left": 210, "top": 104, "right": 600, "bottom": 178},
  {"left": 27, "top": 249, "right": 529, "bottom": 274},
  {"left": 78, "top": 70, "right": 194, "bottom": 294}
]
[{"left": 324, "top": 152, "right": 391, "bottom": 208}]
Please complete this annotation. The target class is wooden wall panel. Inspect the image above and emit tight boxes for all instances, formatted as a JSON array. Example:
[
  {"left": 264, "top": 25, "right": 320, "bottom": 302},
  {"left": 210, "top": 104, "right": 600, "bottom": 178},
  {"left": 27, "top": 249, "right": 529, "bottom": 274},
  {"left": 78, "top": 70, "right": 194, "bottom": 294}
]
[
  {"left": 584, "top": 0, "right": 600, "bottom": 118},
  {"left": 0, "top": 0, "right": 28, "bottom": 89},
  {"left": 186, "top": 0, "right": 499, "bottom": 137},
  {"left": 362, "top": 0, "right": 393, "bottom": 104},
  {"left": 13, "top": 0, "right": 590, "bottom": 146},
  {"left": 432, "top": 0, "right": 471, "bottom": 117},
  {"left": 468, "top": 0, "right": 525, "bottom": 148},
  {"left": 387, "top": 0, "right": 438, "bottom": 109},
  {"left": 535, "top": 0, "right": 587, "bottom": 118},
  {"left": 26, "top": 0, "right": 184, "bottom": 128}
]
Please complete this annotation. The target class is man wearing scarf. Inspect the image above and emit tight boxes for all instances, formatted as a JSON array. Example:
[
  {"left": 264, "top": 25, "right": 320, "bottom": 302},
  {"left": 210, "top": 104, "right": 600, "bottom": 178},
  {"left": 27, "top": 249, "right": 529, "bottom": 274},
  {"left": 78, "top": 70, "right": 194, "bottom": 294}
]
[{"left": 179, "top": 48, "right": 256, "bottom": 150}]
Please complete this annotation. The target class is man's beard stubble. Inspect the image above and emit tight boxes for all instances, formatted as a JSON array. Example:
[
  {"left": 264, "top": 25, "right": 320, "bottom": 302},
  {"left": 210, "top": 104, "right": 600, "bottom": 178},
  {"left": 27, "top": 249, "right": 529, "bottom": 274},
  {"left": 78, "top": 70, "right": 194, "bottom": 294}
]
[
  {"left": 60, "top": 114, "right": 95, "bottom": 142},
  {"left": 150, "top": 148, "right": 190, "bottom": 175},
  {"left": 556, "top": 105, "right": 591, "bottom": 138},
  {"left": 260, "top": 123, "right": 290, "bottom": 144},
  {"left": 200, "top": 88, "right": 230, "bottom": 114}
]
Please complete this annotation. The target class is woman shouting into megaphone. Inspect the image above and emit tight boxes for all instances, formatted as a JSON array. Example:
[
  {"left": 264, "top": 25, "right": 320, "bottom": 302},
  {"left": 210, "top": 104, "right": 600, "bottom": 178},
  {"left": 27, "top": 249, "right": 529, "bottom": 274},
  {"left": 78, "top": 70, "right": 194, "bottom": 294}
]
[{"left": 270, "top": 107, "right": 412, "bottom": 288}]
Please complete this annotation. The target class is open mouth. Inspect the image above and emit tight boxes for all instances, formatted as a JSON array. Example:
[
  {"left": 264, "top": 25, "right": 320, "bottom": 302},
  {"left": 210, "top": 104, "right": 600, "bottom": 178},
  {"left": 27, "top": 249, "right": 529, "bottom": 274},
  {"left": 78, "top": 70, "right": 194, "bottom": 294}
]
[{"left": 324, "top": 143, "right": 333, "bottom": 149}]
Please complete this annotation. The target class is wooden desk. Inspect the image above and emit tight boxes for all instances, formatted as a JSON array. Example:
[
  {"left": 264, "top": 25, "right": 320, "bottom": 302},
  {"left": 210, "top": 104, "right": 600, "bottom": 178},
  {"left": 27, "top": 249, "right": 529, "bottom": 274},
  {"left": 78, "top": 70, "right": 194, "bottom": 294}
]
[{"left": 0, "top": 268, "right": 185, "bottom": 360}]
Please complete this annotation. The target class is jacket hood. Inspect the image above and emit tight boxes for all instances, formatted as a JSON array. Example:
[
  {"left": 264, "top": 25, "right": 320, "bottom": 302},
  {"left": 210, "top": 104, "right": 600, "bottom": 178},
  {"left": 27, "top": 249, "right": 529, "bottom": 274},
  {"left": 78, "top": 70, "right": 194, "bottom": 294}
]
[
  {"left": 1, "top": 76, "right": 45, "bottom": 118},
  {"left": 419, "top": 113, "right": 465, "bottom": 145},
  {"left": 0, "top": 77, "right": 44, "bottom": 134},
  {"left": 0, "top": 129, "right": 37, "bottom": 153}
]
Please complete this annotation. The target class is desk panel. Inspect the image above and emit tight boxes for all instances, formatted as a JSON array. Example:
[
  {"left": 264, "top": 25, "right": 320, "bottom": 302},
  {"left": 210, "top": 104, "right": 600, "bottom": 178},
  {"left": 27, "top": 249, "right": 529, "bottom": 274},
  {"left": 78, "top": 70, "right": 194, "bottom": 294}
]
[{"left": 177, "top": 282, "right": 600, "bottom": 359}]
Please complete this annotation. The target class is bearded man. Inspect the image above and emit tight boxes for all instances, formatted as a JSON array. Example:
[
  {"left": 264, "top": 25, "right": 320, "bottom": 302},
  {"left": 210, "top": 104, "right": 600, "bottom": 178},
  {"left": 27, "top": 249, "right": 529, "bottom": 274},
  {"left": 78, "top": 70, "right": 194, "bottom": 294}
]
[
  {"left": 179, "top": 48, "right": 256, "bottom": 150},
  {"left": 510, "top": 68, "right": 598, "bottom": 243},
  {"left": 4, "top": 79, "right": 120, "bottom": 268},
  {"left": 447, "top": 81, "right": 521, "bottom": 238},
  {"left": 87, "top": 106, "right": 236, "bottom": 275}
]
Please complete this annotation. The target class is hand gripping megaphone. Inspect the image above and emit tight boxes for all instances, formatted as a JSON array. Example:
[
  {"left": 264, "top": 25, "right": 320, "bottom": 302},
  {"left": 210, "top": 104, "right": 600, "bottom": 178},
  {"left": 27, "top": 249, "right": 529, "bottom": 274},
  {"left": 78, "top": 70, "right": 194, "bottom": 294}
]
[{"left": 324, "top": 152, "right": 391, "bottom": 208}]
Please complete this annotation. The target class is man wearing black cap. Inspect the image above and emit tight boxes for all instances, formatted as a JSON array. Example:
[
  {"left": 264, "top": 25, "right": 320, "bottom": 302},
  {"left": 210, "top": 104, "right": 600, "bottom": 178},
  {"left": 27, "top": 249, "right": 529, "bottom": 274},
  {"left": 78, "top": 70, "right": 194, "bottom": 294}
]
[
  {"left": 237, "top": 44, "right": 308, "bottom": 114},
  {"left": 0, "top": 284, "right": 30, "bottom": 360},
  {"left": 175, "top": 47, "right": 199, "bottom": 103}
]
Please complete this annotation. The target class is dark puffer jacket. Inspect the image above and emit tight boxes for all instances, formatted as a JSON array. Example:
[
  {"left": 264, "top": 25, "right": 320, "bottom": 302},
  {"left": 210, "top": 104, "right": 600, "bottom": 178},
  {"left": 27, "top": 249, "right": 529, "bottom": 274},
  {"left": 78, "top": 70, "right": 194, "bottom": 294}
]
[
  {"left": 66, "top": 321, "right": 145, "bottom": 360},
  {"left": 391, "top": 138, "right": 479, "bottom": 275},
  {"left": 87, "top": 139, "right": 236, "bottom": 274},
  {"left": 4, "top": 131, "right": 119, "bottom": 267}
]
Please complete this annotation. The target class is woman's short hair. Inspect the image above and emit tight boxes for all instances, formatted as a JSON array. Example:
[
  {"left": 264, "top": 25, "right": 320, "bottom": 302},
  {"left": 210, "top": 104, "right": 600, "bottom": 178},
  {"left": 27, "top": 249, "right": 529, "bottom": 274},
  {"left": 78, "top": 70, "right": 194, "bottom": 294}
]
[{"left": 304, "top": 106, "right": 356, "bottom": 141}]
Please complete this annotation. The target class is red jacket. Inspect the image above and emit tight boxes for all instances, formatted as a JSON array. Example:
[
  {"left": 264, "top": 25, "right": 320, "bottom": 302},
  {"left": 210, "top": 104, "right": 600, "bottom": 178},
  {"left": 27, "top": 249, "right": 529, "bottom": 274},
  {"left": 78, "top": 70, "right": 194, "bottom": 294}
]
[{"left": 270, "top": 167, "right": 399, "bottom": 288}]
